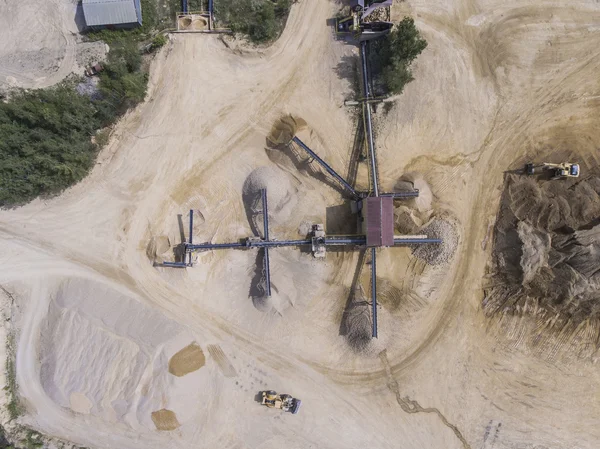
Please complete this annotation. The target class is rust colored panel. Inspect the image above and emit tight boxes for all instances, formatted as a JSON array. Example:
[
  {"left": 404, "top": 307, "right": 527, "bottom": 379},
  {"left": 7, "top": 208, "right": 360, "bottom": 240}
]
[
  {"left": 381, "top": 197, "right": 394, "bottom": 247},
  {"left": 366, "top": 197, "right": 382, "bottom": 247}
]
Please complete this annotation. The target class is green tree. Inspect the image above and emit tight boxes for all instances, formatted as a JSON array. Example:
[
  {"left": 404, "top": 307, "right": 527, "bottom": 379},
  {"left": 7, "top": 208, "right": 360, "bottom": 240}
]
[{"left": 370, "top": 17, "right": 428, "bottom": 95}]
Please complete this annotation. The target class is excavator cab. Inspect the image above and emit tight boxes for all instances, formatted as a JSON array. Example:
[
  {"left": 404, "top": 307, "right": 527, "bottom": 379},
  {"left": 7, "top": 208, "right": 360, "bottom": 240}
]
[{"left": 569, "top": 164, "right": 580, "bottom": 177}]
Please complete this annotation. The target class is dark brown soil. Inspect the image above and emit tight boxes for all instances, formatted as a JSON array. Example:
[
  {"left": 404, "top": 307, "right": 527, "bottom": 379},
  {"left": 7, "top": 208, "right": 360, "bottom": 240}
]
[{"left": 485, "top": 171, "right": 600, "bottom": 323}]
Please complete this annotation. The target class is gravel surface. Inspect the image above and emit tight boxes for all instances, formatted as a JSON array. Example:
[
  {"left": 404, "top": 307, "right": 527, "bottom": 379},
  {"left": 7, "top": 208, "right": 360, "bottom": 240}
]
[{"left": 413, "top": 218, "right": 460, "bottom": 266}]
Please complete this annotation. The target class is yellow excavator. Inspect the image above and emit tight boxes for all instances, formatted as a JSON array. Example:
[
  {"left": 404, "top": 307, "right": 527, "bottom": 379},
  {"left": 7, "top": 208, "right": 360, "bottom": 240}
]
[
  {"left": 261, "top": 390, "right": 302, "bottom": 414},
  {"left": 525, "top": 162, "right": 580, "bottom": 179}
]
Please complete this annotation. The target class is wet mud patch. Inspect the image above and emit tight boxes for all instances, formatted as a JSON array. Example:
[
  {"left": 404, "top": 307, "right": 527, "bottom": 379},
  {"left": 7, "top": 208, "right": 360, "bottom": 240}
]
[
  {"left": 168, "top": 342, "right": 205, "bottom": 377},
  {"left": 151, "top": 409, "right": 180, "bottom": 431}
]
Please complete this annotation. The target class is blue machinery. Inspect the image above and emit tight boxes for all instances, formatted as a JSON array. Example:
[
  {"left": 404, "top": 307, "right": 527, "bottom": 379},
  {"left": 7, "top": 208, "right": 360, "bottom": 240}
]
[
  {"left": 160, "top": 25, "right": 442, "bottom": 339},
  {"left": 162, "top": 188, "right": 442, "bottom": 337}
]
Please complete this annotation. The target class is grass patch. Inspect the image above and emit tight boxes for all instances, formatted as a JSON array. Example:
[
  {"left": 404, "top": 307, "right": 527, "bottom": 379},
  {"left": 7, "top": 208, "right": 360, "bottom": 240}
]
[
  {"left": 214, "top": 0, "right": 293, "bottom": 43},
  {"left": 4, "top": 333, "right": 23, "bottom": 421},
  {"left": 20, "top": 431, "right": 43, "bottom": 449}
]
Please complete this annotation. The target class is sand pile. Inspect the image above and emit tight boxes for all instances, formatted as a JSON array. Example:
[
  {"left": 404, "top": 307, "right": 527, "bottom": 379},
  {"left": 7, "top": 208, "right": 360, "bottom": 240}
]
[
  {"left": 146, "top": 235, "right": 171, "bottom": 262},
  {"left": 397, "top": 173, "right": 433, "bottom": 213},
  {"left": 267, "top": 115, "right": 307, "bottom": 146},
  {"left": 486, "top": 173, "right": 600, "bottom": 322},
  {"left": 394, "top": 205, "right": 423, "bottom": 234},
  {"left": 39, "top": 278, "right": 209, "bottom": 431},
  {"left": 151, "top": 409, "right": 180, "bottom": 431},
  {"left": 168, "top": 343, "right": 205, "bottom": 377},
  {"left": 413, "top": 218, "right": 460, "bottom": 266},
  {"left": 342, "top": 288, "right": 374, "bottom": 354},
  {"left": 243, "top": 166, "right": 297, "bottom": 234}
]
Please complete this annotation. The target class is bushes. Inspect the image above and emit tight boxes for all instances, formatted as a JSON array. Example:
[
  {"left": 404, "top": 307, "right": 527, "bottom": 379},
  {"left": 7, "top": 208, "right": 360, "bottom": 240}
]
[
  {"left": 151, "top": 34, "right": 168, "bottom": 50},
  {"left": 369, "top": 17, "right": 427, "bottom": 95},
  {"left": 0, "top": 86, "right": 105, "bottom": 207},
  {"left": 0, "top": 37, "right": 149, "bottom": 207},
  {"left": 214, "top": 0, "right": 292, "bottom": 43}
]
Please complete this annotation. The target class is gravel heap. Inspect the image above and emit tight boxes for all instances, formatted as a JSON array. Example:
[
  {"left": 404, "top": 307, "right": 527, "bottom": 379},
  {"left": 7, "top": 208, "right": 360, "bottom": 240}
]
[{"left": 413, "top": 218, "right": 459, "bottom": 266}]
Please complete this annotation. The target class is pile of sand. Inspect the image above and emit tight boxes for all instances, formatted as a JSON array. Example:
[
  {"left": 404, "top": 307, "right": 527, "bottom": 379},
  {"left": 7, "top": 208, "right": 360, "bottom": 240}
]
[
  {"left": 267, "top": 115, "right": 307, "bottom": 146},
  {"left": 398, "top": 173, "right": 433, "bottom": 213},
  {"left": 243, "top": 166, "right": 297, "bottom": 234},
  {"left": 342, "top": 288, "right": 374, "bottom": 354},
  {"left": 146, "top": 235, "right": 171, "bottom": 261},
  {"left": 168, "top": 342, "right": 205, "bottom": 377},
  {"left": 39, "top": 278, "right": 208, "bottom": 431},
  {"left": 151, "top": 409, "right": 180, "bottom": 431},
  {"left": 394, "top": 205, "right": 423, "bottom": 234},
  {"left": 486, "top": 173, "right": 600, "bottom": 322},
  {"left": 178, "top": 15, "right": 208, "bottom": 31}
]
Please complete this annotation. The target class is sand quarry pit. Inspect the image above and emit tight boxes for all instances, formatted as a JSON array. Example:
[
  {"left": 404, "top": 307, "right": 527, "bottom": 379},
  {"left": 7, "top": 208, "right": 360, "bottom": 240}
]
[{"left": 4, "top": 0, "right": 600, "bottom": 448}]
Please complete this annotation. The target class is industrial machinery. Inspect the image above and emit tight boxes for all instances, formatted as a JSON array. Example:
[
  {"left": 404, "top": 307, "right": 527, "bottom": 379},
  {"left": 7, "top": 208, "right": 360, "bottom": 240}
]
[
  {"left": 160, "top": 14, "right": 443, "bottom": 341},
  {"left": 261, "top": 390, "right": 301, "bottom": 414},
  {"left": 525, "top": 162, "right": 580, "bottom": 179},
  {"left": 336, "top": 1, "right": 393, "bottom": 41}
]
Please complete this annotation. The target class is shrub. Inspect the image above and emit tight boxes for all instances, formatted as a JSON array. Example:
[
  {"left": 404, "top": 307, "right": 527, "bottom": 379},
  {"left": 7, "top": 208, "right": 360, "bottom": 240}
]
[
  {"left": 369, "top": 17, "right": 427, "bottom": 95},
  {"left": 0, "top": 86, "right": 104, "bottom": 207},
  {"left": 151, "top": 34, "right": 168, "bottom": 50},
  {"left": 214, "top": 0, "right": 292, "bottom": 43}
]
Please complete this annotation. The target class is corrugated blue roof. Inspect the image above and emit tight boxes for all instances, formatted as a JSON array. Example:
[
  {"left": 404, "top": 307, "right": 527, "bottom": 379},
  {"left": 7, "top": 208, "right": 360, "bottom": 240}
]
[{"left": 82, "top": 0, "right": 142, "bottom": 26}]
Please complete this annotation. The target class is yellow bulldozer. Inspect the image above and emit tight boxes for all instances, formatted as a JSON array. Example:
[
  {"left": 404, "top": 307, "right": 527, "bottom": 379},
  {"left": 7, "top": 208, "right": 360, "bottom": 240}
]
[{"left": 260, "top": 390, "right": 302, "bottom": 414}]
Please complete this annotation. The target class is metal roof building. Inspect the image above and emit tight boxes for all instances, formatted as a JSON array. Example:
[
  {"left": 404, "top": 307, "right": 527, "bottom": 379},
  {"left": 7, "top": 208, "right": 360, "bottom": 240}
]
[
  {"left": 363, "top": 197, "right": 394, "bottom": 247},
  {"left": 82, "top": 0, "right": 142, "bottom": 29}
]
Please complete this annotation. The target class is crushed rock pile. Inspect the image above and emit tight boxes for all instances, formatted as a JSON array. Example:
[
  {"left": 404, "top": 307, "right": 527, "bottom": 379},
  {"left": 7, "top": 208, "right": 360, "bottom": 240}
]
[
  {"left": 412, "top": 218, "right": 460, "bottom": 266},
  {"left": 486, "top": 173, "right": 600, "bottom": 322}
]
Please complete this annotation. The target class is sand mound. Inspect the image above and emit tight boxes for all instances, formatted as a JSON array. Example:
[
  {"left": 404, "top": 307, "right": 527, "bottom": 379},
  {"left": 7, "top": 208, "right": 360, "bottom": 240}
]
[
  {"left": 507, "top": 174, "right": 600, "bottom": 231},
  {"left": 243, "top": 166, "right": 297, "bottom": 232},
  {"left": 146, "top": 235, "right": 171, "bottom": 261},
  {"left": 168, "top": 343, "right": 205, "bottom": 377},
  {"left": 413, "top": 217, "right": 459, "bottom": 266},
  {"left": 486, "top": 172, "right": 600, "bottom": 324},
  {"left": 267, "top": 115, "right": 307, "bottom": 146},
  {"left": 69, "top": 392, "right": 92, "bottom": 414},
  {"left": 252, "top": 295, "right": 274, "bottom": 312},
  {"left": 518, "top": 221, "right": 551, "bottom": 286},
  {"left": 39, "top": 278, "right": 206, "bottom": 430},
  {"left": 344, "top": 300, "right": 374, "bottom": 354},
  {"left": 399, "top": 174, "right": 433, "bottom": 213},
  {"left": 394, "top": 205, "right": 423, "bottom": 234},
  {"left": 151, "top": 409, "right": 180, "bottom": 431}
]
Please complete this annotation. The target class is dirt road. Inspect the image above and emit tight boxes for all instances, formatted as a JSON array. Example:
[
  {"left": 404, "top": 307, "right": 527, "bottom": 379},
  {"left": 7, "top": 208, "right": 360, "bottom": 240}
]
[
  {"left": 1, "top": 0, "right": 600, "bottom": 448},
  {"left": 0, "top": 0, "right": 98, "bottom": 89}
]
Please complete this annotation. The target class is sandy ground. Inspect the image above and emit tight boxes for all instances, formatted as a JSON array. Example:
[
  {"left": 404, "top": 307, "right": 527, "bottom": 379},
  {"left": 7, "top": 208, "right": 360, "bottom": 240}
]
[
  {"left": 2, "top": 0, "right": 600, "bottom": 448},
  {"left": 0, "top": 0, "right": 106, "bottom": 89}
]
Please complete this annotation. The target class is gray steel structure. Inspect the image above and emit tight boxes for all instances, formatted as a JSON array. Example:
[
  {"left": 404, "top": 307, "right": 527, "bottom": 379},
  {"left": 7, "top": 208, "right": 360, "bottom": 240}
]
[
  {"left": 82, "top": 0, "right": 142, "bottom": 28},
  {"left": 161, "top": 20, "right": 442, "bottom": 340}
]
